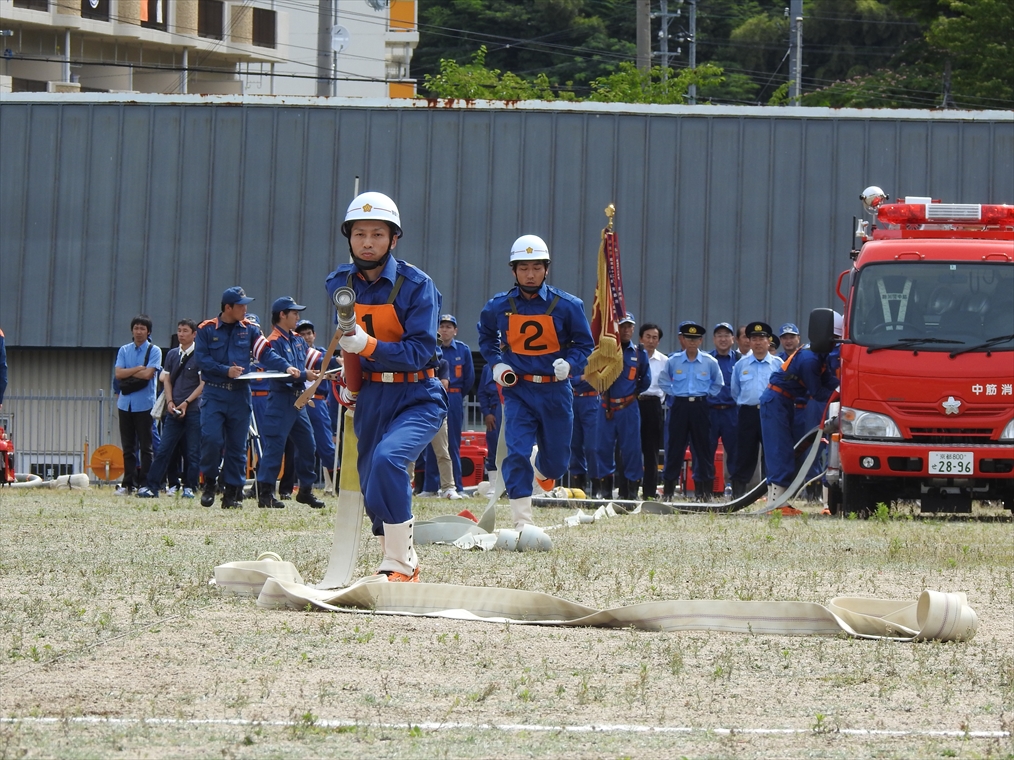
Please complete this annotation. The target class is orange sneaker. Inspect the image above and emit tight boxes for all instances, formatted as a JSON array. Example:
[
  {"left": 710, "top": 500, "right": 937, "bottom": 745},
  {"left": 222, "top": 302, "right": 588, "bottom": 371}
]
[
  {"left": 536, "top": 477, "right": 555, "bottom": 492},
  {"left": 778, "top": 506, "right": 803, "bottom": 516},
  {"left": 376, "top": 568, "right": 420, "bottom": 583}
]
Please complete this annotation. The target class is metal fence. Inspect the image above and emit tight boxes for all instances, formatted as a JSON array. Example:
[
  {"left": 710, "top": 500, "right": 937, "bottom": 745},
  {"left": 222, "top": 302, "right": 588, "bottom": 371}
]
[{"left": 0, "top": 391, "right": 119, "bottom": 481}]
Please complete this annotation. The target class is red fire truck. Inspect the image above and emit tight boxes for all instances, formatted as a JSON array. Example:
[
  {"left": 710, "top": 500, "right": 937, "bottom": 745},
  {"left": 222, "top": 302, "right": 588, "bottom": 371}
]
[{"left": 811, "top": 188, "right": 1014, "bottom": 515}]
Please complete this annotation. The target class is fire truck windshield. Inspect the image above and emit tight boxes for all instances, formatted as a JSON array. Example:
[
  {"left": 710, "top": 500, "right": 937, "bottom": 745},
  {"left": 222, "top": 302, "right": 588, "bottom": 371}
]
[{"left": 850, "top": 262, "right": 1014, "bottom": 352}]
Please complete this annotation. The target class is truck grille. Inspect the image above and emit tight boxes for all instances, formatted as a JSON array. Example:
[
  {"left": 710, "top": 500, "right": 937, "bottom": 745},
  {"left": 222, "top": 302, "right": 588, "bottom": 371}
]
[
  {"left": 908, "top": 428, "right": 994, "bottom": 444},
  {"left": 893, "top": 402, "right": 1010, "bottom": 419}
]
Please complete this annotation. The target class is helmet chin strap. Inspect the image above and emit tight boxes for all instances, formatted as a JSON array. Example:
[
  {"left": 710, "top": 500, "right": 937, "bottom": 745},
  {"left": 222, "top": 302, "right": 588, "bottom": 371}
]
[
  {"left": 517, "top": 282, "right": 541, "bottom": 294},
  {"left": 349, "top": 241, "right": 392, "bottom": 272}
]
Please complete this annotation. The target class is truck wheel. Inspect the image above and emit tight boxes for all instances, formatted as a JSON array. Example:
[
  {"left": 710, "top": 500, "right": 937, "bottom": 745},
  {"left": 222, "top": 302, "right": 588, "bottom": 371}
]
[
  {"left": 841, "top": 473, "right": 879, "bottom": 518},
  {"left": 826, "top": 482, "right": 843, "bottom": 515}
]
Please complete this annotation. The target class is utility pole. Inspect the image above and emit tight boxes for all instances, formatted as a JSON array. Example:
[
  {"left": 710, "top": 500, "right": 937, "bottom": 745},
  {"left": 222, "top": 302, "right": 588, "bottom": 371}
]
[
  {"left": 788, "top": 0, "right": 803, "bottom": 105},
  {"left": 687, "top": 0, "right": 697, "bottom": 105},
  {"left": 636, "top": 0, "right": 651, "bottom": 72},
  {"left": 654, "top": 0, "right": 683, "bottom": 80},
  {"left": 317, "top": 0, "right": 334, "bottom": 97}
]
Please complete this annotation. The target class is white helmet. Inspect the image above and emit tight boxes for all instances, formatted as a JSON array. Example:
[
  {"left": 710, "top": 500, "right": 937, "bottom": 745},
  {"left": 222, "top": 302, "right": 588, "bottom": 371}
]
[
  {"left": 509, "top": 234, "right": 550, "bottom": 264},
  {"left": 833, "top": 311, "right": 844, "bottom": 338},
  {"left": 341, "top": 192, "right": 402, "bottom": 239}
]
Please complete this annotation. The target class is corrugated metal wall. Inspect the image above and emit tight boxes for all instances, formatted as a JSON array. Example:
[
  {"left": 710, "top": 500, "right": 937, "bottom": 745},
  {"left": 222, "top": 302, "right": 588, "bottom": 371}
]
[{"left": 2, "top": 96, "right": 1012, "bottom": 352}]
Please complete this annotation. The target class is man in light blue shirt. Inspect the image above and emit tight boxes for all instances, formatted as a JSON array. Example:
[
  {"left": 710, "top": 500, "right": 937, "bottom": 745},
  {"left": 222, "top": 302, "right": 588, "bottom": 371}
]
[
  {"left": 114, "top": 314, "right": 162, "bottom": 495},
  {"left": 729, "top": 321, "right": 782, "bottom": 498},
  {"left": 658, "top": 321, "right": 724, "bottom": 501}
]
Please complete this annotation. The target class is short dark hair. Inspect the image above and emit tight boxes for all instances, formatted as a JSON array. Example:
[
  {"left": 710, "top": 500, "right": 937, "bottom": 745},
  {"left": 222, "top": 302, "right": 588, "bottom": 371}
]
[
  {"left": 271, "top": 311, "right": 283, "bottom": 326},
  {"left": 131, "top": 314, "right": 152, "bottom": 335},
  {"left": 737, "top": 325, "right": 747, "bottom": 339},
  {"left": 639, "top": 322, "right": 662, "bottom": 340},
  {"left": 177, "top": 318, "right": 198, "bottom": 332}
]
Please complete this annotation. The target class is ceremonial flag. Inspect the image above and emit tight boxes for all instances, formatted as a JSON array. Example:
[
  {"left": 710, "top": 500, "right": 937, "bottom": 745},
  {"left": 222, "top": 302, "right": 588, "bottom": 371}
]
[{"left": 583, "top": 208, "right": 626, "bottom": 393}]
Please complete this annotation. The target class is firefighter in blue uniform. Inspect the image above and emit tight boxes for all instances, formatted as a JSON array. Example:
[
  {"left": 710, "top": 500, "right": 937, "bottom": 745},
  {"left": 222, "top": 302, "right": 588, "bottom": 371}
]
[
  {"left": 195, "top": 287, "right": 298, "bottom": 509},
  {"left": 659, "top": 321, "right": 725, "bottom": 502},
  {"left": 477, "top": 234, "right": 595, "bottom": 529},
  {"left": 597, "top": 312, "right": 651, "bottom": 500},
  {"left": 760, "top": 337, "right": 839, "bottom": 501},
  {"left": 477, "top": 363, "right": 502, "bottom": 477},
  {"left": 252, "top": 298, "right": 326, "bottom": 509},
  {"left": 296, "top": 319, "right": 340, "bottom": 484},
  {"left": 326, "top": 191, "right": 445, "bottom": 583},
  {"left": 706, "top": 322, "right": 740, "bottom": 497},
  {"left": 568, "top": 376, "right": 604, "bottom": 496},
  {"left": 422, "top": 314, "right": 475, "bottom": 496}
]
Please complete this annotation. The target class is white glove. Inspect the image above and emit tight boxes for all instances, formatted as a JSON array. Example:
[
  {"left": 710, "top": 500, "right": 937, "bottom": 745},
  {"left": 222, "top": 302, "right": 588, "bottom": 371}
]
[
  {"left": 552, "top": 358, "right": 571, "bottom": 381},
  {"left": 338, "top": 324, "right": 369, "bottom": 354},
  {"left": 338, "top": 385, "right": 357, "bottom": 410},
  {"left": 492, "top": 362, "right": 517, "bottom": 387}
]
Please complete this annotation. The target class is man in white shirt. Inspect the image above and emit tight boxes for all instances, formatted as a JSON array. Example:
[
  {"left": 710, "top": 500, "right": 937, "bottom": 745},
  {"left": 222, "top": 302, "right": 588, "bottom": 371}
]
[{"left": 637, "top": 322, "right": 667, "bottom": 500}]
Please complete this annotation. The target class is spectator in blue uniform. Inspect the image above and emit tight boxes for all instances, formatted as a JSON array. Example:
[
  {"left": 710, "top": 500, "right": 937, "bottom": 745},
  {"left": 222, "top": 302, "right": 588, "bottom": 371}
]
[
  {"left": 659, "top": 321, "right": 724, "bottom": 502},
  {"left": 477, "top": 234, "right": 594, "bottom": 529},
  {"left": 296, "top": 319, "right": 340, "bottom": 485},
  {"left": 326, "top": 192, "right": 445, "bottom": 583},
  {"left": 706, "top": 322, "right": 740, "bottom": 497},
  {"left": 760, "top": 336, "right": 839, "bottom": 501},
  {"left": 195, "top": 287, "right": 299, "bottom": 509},
  {"left": 568, "top": 376, "right": 604, "bottom": 497},
  {"left": 421, "top": 314, "right": 474, "bottom": 497},
  {"left": 477, "top": 362, "right": 502, "bottom": 478},
  {"left": 777, "top": 323, "right": 801, "bottom": 360},
  {"left": 598, "top": 312, "right": 651, "bottom": 500},
  {"left": 729, "top": 322, "right": 781, "bottom": 498},
  {"left": 253, "top": 297, "right": 325, "bottom": 509}
]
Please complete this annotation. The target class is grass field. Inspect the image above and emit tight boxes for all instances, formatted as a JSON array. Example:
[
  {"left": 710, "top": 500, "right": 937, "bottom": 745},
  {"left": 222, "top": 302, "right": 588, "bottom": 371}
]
[{"left": 1, "top": 487, "right": 1011, "bottom": 759}]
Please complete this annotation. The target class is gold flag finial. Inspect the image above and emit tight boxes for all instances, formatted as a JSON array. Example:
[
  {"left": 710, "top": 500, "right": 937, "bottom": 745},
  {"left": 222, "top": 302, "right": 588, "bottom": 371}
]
[{"left": 604, "top": 204, "right": 615, "bottom": 230}]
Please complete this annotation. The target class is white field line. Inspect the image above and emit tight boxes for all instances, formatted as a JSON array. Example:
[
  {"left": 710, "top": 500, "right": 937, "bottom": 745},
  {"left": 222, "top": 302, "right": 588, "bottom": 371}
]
[{"left": 1, "top": 716, "right": 1008, "bottom": 739}]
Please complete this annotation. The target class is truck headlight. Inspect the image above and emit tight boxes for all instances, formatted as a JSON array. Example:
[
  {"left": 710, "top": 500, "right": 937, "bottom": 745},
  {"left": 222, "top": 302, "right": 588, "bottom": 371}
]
[
  {"left": 840, "top": 407, "right": 902, "bottom": 439},
  {"left": 1001, "top": 419, "right": 1014, "bottom": 442}
]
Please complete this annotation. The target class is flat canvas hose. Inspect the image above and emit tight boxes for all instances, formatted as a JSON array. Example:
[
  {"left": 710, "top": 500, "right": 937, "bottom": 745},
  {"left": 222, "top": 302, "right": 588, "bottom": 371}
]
[{"left": 213, "top": 556, "right": 978, "bottom": 643}]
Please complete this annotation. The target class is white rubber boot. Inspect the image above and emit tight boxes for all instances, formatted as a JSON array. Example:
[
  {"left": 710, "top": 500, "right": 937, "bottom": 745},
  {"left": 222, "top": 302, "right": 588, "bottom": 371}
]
[
  {"left": 510, "top": 496, "right": 534, "bottom": 530},
  {"left": 768, "top": 483, "right": 787, "bottom": 503},
  {"left": 378, "top": 519, "right": 419, "bottom": 580}
]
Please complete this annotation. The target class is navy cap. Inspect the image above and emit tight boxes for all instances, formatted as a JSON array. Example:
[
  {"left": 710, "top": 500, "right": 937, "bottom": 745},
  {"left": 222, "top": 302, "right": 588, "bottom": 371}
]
[
  {"left": 295, "top": 319, "right": 314, "bottom": 332},
  {"left": 245, "top": 313, "right": 260, "bottom": 325},
  {"left": 746, "top": 321, "right": 773, "bottom": 338},
  {"left": 439, "top": 314, "right": 457, "bottom": 326},
  {"left": 779, "top": 322, "right": 800, "bottom": 336},
  {"left": 272, "top": 296, "right": 306, "bottom": 313},
  {"left": 222, "top": 286, "right": 254, "bottom": 305},
  {"left": 713, "top": 321, "right": 735, "bottom": 334},
  {"left": 679, "top": 321, "right": 705, "bottom": 337},
  {"left": 618, "top": 312, "right": 636, "bottom": 325}
]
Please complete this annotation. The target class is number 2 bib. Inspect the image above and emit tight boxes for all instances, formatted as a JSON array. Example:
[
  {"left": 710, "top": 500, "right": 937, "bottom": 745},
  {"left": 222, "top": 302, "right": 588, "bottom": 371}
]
[{"left": 506, "top": 313, "right": 561, "bottom": 356}]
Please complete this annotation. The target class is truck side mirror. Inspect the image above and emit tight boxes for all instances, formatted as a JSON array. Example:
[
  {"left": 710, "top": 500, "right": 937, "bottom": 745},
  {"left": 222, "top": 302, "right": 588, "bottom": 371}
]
[{"left": 809, "top": 308, "right": 836, "bottom": 354}]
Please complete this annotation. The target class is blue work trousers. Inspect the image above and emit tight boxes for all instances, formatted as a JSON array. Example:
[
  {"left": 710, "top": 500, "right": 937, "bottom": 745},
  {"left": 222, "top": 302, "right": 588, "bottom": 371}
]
[
  {"left": 707, "top": 405, "right": 739, "bottom": 481},
  {"left": 424, "top": 389, "right": 463, "bottom": 491},
  {"left": 147, "top": 407, "right": 201, "bottom": 491},
  {"left": 355, "top": 379, "right": 446, "bottom": 534},
  {"left": 569, "top": 394, "right": 605, "bottom": 479},
  {"left": 598, "top": 402, "right": 643, "bottom": 481},
  {"left": 662, "top": 398, "right": 713, "bottom": 485},
  {"left": 503, "top": 381, "right": 573, "bottom": 499},
  {"left": 307, "top": 394, "right": 336, "bottom": 469},
  {"left": 760, "top": 393, "right": 796, "bottom": 487},
  {"left": 257, "top": 393, "right": 317, "bottom": 490},
  {"left": 484, "top": 404, "right": 502, "bottom": 472},
  {"left": 200, "top": 386, "right": 252, "bottom": 488}
]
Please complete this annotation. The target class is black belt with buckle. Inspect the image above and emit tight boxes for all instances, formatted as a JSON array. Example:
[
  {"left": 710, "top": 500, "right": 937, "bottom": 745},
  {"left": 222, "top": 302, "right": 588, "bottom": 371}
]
[
  {"left": 675, "top": 395, "right": 705, "bottom": 402},
  {"left": 205, "top": 381, "right": 235, "bottom": 391}
]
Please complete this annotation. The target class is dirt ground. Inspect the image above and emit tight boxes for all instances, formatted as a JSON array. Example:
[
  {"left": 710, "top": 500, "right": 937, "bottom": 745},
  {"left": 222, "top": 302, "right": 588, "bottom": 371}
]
[{"left": 1, "top": 487, "right": 1011, "bottom": 759}]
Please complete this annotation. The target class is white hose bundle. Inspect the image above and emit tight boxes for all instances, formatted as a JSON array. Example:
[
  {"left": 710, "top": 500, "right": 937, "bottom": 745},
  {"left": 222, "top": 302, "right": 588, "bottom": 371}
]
[{"left": 9, "top": 473, "right": 90, "bottom": 489}]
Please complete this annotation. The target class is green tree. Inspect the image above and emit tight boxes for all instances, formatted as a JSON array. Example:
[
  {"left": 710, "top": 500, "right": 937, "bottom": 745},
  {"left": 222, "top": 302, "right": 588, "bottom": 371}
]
[
  {"left": 587, "top": 62, "right": 725, "bottom": 103},
  {"left": 422, "top": 46, "right": 557, "bottom": 99}
]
